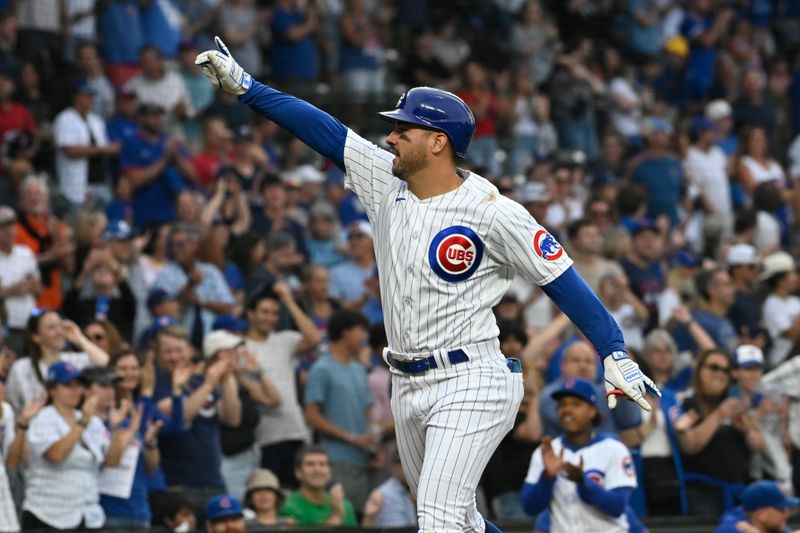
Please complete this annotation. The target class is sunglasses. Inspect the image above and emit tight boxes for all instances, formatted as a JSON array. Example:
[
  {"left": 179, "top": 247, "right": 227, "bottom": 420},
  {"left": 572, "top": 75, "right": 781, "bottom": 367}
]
[{"left": 703, "top": 363, "right": 731, "bottom": 375}]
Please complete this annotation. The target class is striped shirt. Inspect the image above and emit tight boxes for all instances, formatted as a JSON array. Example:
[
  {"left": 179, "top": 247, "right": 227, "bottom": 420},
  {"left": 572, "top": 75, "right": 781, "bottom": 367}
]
[
  {"left": 762, "top": 357, "right": 800, "bottom": 449},
  {"left": 342, "top": 130, "right": 572, "bottom": 355},
  {"left": 5, "top": 353, "right": 91, "bottom": 413},
  {"left": 0, "top": 244, "right": 39, "bottom": 329}
]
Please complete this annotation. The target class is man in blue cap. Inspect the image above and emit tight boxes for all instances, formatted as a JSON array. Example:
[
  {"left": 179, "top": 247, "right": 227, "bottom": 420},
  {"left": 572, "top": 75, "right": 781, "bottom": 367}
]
[
  {"left": 715, "top": 480, "right": 800, "bottom": 533},
  {"left": 205, "top": 494, "right": 246, "bottom": 533}
]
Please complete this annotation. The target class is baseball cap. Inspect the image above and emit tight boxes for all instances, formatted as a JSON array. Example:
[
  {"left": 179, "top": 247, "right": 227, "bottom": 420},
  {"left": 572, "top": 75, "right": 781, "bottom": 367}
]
[
  {"left": 212, "top": 314, "right": 249, "bottom": 333},
  {"left": 705, "top": 99, "right": 733, "bottom": 121},
  {"left": 0, "top": 205, "right": 17, "bottom": 226},
  {"left": 664, "top": 35, "right": 689, "bottom": 58},
  {"left": 245, "top": 469, "right": 285, "bottom": 499},
  {"left": 47, "top": 361, "right": 83, "bottom": 385},
  {"left": 551, "top": 377, "right": 597, "bottom": 406},
  {"left": 517, "top": 182, "right": 550, "bottom": 205},
  {"left": 727, "top": 244, "right": 758, "bottom": 266},
  {"left": 735, "top": 344, "right": 765, "bottom": 368},
  {"left": 137, "top": 315, "right": 177, "bottom": 349},
  {"left": 741, "top": 481, "right": 800, "bottom": 512},
  {"left": 672, "top": 250, "right": 700, "bottom": 268},
  {"left": 233, "top": 125, "right": 254, "bottom": 141},
  {"left": 759, "top": 251, "right": 795, "bottom": 281},
  {"left": 73, "top": 79, "right": 96, "bottom": 97},
  {"left": 690, "top": 116, "right": 719, "bottom": 137},
  {"left": 138, "top": 102, "right": 165, "bottom": 115},
  {"left": 80, "top": 366, "right": 122, "bottom": 385},
  {"left": 103, "top": 219, "right": 136, "bottom": 241},
  {"left": 347, "top": 220, "right": 373, "bottom": 240},
  {"left": 203, "top": 329, "right": 243, "bottom": 359},
  {"left": 309, "top": 202, "right": 336, "bottom": 220},
  {"left": 641, "top": 117, "right": 673, "bottom": 136},
  {"left": 631, "top": 219, "right": 659, "bottom": 236},
  {"left": 147, "top": 288, "right": 177, "bottom": 312},
  {"left": 206, "top": 495, "right": 244, "bottom": 522}
]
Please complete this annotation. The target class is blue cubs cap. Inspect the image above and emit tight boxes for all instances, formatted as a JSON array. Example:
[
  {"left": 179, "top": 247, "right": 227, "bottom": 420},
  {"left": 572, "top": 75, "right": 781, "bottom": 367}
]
[
  {"left": 741, "top": 481, "right": 800, "bottom": 512},
  {"left": 72, "top": 79, "right": 96, "bottom": 96},
  {"left": 551, "top": 377, "right": 597, "bottom": 406},
  {"left": 103, "top": 219, "right": 136, "bottom": 240},
  {"left": 47, "top": 361, "right": 83, "bottom": 385},
  {"left": 690, "top": 116, "right": 718, "bottom": 137},
  {"left": 631, "top": 218, "right": 659, "bottom": 236},
  {"left": 673, "top": 249, "right": 701, "bottom": 268},
  {"left": 212, "top": 314, "right": 249, "bottom": 333},
  {"left": 378, "top": 87, "right": 476, "bottom": 159},
  {"left": 147, "top": 288, "right": 176, "bottom": 312},
  {"left": 206, "top": 494, "right": 244, "bottom": 522}
]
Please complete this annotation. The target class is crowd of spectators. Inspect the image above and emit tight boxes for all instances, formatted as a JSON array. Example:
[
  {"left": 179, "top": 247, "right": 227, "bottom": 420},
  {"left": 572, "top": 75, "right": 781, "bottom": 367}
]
[{"left": 1, "top": 0, "right": 800, "bottom": 531}]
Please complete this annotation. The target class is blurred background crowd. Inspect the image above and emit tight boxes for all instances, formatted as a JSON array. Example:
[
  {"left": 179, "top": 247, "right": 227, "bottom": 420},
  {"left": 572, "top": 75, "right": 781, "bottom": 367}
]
[{"left": 0, "top": 0, "right": 800, "bottom": 531}]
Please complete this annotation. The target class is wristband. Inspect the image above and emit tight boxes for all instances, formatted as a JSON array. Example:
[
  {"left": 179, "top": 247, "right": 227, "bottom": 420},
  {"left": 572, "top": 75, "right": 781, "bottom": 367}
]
[
  {"left": 15, "top": 421, "right": 28, "bottom": 431},
  {"left": 145, "top": 439, "right": 158, "bottom": 450},
  {"left": 77, "top": 418, "right": 89, "bottom": 429}
]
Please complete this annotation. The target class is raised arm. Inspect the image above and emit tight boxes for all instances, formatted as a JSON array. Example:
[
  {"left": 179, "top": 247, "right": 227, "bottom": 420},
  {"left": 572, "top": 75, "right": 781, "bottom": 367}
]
[{"left": 195, "top": 37, "right": 347, "bottom": 170}]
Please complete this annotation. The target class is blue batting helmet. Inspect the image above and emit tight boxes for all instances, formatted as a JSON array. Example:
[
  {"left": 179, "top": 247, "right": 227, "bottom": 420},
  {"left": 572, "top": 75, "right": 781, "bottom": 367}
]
[{"left": 378, "top": 87, "right": 476, "bottom": 159}]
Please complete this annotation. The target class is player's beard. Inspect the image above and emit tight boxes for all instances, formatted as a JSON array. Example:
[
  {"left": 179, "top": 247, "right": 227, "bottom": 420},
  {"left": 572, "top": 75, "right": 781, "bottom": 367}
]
[{"left": 392, "top": 144, "right": 428, "bottom": 181}]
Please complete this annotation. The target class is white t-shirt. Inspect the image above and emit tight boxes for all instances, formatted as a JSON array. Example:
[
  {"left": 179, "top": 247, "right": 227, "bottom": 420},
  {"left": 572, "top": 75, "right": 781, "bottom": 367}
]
[
  {"left": 741, "top": 156, "right": 786, "bottom": 189},
  {"left": 685, "top": 145, "right": 732, "bottom": 221},
  {"left": 24, "top": 406, "right": 108, "bottom": 529},
  {"left": 755, "top": 211, "right": 781, "bottom": 254},
  {"left": 763, "top": 294, "right": 800, "bottom": 366},
  {"left": 609, "top": 302, "right": 644, "bottom": 352},
  {"left": 609, "top": 77, "right": 642, "bottom": 138},
  {"left": 525, "top": 434, "right": 637, "bottom": 533},
  {"left": 0, "top": 245, "right": 39, "bottom": 329},
  {"left": 246, "top": 331, "right": 311, "bottom": 446},
  {"left": 5, "top": 353, "right": 91, "bottom": 413},
  {"left": 53, "top": 107, "right": 109, "bottom": 204}
]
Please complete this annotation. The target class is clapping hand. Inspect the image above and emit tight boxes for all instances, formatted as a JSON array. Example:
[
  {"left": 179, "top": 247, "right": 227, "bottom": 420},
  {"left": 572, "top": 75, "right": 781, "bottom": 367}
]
[
  {"left": 540, "top": 436, "right": 563, "bottom": 479},
  {"left": 561, "top": 455, "right": 584, "bottom": 483}
]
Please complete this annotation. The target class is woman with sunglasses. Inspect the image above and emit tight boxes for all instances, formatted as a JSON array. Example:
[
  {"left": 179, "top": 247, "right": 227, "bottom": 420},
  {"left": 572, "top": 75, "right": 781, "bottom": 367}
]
[
  {"left": 674, "top": 348, "right": 764, "bottom": 516},
  {"left": 83, "top": 319, "right": 125, "bottom": 356},
  {"left": 6, "top": 309, "right": 109, "bottom": 413},
  {"left": 102, "top": 348, "right": 182, "bottom": 529},
  {"left": 22, "top": 361, "right": 130, "bottom": 530}
]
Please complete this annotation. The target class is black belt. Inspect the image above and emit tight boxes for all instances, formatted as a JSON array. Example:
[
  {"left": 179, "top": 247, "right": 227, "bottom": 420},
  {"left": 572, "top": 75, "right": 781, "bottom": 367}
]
[{"left": 387, "top": 349, "right": 469, "bottom": 374}]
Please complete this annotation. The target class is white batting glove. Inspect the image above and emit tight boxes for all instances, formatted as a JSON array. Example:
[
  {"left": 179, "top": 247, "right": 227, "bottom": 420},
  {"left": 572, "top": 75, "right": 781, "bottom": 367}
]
[
  {"left": 603, "top": 351, "right": 660, "bottom": 411},
  {"left": 194, "top": 36, "right": 252, "bottom": 96}
]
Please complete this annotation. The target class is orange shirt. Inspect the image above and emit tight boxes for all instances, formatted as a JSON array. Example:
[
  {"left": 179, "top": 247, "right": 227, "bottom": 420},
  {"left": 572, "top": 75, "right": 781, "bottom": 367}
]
[{"left": 14, "top": 214, "right": 67, "bottom": 310}]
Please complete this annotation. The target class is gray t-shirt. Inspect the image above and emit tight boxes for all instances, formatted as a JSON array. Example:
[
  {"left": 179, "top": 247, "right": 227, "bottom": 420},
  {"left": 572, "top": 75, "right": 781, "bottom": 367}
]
[{"left": 246, "top": 332, "right": 310, "bottom": 446}]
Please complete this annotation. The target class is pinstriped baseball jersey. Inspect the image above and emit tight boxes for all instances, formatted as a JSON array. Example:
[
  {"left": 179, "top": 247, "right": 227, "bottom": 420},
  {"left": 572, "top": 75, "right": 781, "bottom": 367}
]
[{"left": 343, "top": 129, "right": 573, "bottom": 355}]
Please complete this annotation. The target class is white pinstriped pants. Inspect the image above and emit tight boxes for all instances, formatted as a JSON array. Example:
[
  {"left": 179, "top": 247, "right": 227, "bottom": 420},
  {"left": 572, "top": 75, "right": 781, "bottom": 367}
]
[{"left": 391, "top": 355, "right": 524, "bottom": 533}]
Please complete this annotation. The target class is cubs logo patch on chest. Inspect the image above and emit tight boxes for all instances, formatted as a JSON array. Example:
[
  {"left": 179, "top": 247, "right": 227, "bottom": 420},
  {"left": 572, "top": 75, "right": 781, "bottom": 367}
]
[
  {"left": 428, "top": 225, "right": 484, "bottom": 282},
  {"left": 533, "top": 229, "right": 564, "bottom": 261}
]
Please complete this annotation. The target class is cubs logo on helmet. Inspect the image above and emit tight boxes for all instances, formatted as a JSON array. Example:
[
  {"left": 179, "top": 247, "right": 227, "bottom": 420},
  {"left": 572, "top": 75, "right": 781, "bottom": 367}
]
[
  {"left": 428, "top": 225, "right": 484, "bottom": 282},
  {"left": 533, "top": 229, "right": 564, "bottom": 261}
]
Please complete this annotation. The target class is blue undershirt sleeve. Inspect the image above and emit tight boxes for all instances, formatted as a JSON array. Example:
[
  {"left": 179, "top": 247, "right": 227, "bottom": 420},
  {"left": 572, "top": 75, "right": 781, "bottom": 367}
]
[
  {"left": 576, "top": 479, "right": 632, "bottom": 518},
  {"left": 239, "top": 81, "right": 347, "bottom": 171},
  {"left": 521, "top": 474, "right": 556, "bottom": 516},
  {"left": 541, "top": 266, "right": 626, "bottom": 359}
]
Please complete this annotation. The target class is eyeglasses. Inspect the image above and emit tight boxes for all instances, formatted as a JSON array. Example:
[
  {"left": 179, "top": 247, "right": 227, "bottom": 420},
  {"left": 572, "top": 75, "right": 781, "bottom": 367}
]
[{"left": 703, "top": 363, "right": 731, "bottom": 375}]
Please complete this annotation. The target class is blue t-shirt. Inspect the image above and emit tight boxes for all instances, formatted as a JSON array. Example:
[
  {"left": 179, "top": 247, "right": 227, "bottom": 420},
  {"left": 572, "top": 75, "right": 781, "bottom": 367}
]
[
  {"left": 141, "top": 0, "right": 180, "bottom": 58},
  {"left": 674, "top": 309, "right": 738, "bottom": 356},
  {"left": 681, "top": 13, "right": 717, "bottom": 98},
  {"left": 154, "top": 371, "right": 225, "bottom": 488},
  {"left": 329, "top": 261, "right": 372, "bottom": 302},
  {"left": 98, "top": 0, "right": 143, "bottom": 64},
  {"left": 269, "top": 8, "right": 318, "bottom": 80},
  {"left": 627, "top": 0, "right": 662, "bottom": 56},
  {"left": 339, "top": 22, "right": 381, "bottom": 72},
  {"left": 630, "top": 155, "right": 684, "bottom": 226},
  {"left": 304, "top": 355, "right": 373, "bottom": 467},
  {"left": 120, "top": 133, "right": 185, "bottom": 229},
  {"left": 107, "top": 116, "right": 139, "bottom": 144},
  {"left": 337, "top": 192, "right": 368, "bottom": 227}
]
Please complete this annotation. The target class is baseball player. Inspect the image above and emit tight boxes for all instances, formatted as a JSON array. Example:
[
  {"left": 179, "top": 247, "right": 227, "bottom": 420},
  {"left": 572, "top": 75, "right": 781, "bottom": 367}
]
[
  {"left": 195, "top": 38, "right": 659, "bottom": 533},
  {"left": 522, "top": 378, "right": 638, "bottom": 533}
]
